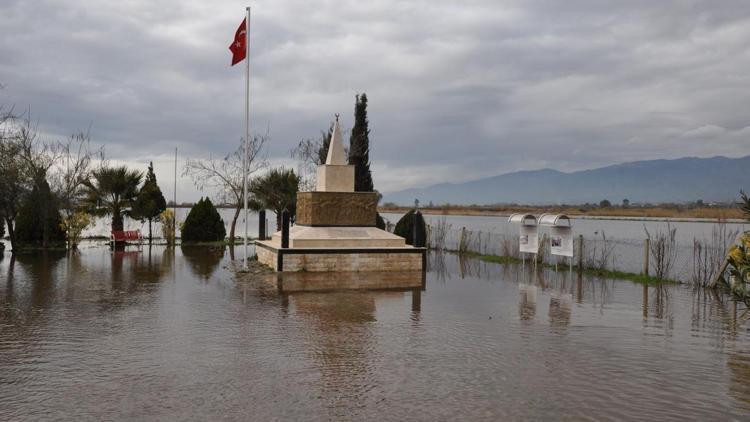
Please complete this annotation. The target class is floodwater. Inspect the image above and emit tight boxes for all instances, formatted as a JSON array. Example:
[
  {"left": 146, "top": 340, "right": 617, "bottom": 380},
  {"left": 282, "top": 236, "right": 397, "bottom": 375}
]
[
  {"left": 383, "top": 212, "right": 748, "bottom": 282},
  {"left": 39, "top": 208, "right": 746, "bottom": 243},
  {"left": 9, "top": 208, "right": 742, "bottom": 282},
  {"left": 1, "top": 244, "right": 749, "bottom": 420}
]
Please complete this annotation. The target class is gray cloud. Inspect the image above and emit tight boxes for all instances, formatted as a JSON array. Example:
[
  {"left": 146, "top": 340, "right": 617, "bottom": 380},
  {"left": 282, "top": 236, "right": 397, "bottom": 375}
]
[{"left": 1, "top": 0, "right": 749, "bottom": 198}]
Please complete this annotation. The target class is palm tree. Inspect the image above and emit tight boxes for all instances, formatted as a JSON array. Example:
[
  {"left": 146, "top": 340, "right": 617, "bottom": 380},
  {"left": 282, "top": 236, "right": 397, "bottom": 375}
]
[
  {"left": 250, "top": 168, "right": 300, "bottom": 231},
  {"left": 740, "top": 190, "right": 750, "bottom": 221},
  {"left": 83, "top": 166, "right": 143, "bottom": 232}
]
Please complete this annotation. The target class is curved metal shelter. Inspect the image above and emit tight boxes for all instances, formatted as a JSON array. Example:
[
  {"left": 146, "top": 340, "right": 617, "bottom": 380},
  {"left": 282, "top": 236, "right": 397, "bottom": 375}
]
[
  {"left": 537, "top": 214, "right": 571, "bottom": 227},
  {"left": 508, "top": 213, "right": 538, "bottom": 226}
]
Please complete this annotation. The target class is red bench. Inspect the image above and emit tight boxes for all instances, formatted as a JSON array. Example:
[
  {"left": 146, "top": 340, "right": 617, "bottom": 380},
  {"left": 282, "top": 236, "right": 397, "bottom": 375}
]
[{"left": 110, "top": 230, "right": 143, "bottom": 244}]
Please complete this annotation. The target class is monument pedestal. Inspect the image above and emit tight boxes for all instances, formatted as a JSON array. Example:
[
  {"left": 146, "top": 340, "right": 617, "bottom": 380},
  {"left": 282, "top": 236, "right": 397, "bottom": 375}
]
[{"left": 255, "top": 114, "right": 425, "bottom": 276}]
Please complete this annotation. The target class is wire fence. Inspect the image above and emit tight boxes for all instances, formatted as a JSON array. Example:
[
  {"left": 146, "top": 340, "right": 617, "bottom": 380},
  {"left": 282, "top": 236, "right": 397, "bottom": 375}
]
[{"left": 421, "top": 217, "right": 743, "bottom": 285}]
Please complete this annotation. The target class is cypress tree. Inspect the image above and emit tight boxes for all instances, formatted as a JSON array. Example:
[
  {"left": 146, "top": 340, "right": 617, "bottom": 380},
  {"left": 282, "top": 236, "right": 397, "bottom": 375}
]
[
  {"left": 0, "top": 210, "right": 5, "bottom": 252},
  {"left": 317, "top": 123, "right": 333, "bottom": 165},
  {"left": 132, "top": 162, "right": 167, "bottom": 243},
  {"left": 348, "top": 93, "right": 374, "bottom": 192}
]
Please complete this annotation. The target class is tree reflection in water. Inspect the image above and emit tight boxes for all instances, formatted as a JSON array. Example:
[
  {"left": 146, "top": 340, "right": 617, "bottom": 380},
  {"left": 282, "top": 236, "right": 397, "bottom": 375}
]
[
  {"left": 181, "top": 245, "right": 226, "bottom": 280},
  {"left": 15, "top": 250, "right": 66, "bottom": 309},
  {"left": 1, "top": 250, "right": 66, "bottom": 324},
  {"left": 111, "top": 246, "right": 174, "bottom": 285}
]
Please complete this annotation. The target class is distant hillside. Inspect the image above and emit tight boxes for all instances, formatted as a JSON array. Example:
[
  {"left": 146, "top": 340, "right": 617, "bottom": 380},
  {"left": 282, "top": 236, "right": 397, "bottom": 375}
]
[{"left": 382, "top": 156, "right": 750, "bottom": 206}]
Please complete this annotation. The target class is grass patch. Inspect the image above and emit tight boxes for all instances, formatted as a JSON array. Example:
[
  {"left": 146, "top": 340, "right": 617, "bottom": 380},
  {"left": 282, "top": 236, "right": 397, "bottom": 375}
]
[
  {"left": 581, "top": 268, "right": 678, "bottom": 285},
  {"left": 472, "top": 253, "right": 523, "bottom": 265},
  {"left": 465, "top": 251, "right": 678, "bottom": 285}
]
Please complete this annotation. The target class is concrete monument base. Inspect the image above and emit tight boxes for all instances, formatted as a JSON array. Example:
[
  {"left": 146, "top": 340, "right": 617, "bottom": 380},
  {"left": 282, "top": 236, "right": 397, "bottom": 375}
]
[
  {"left": 256, "top": 240, "right": 426, "bottom": 273},
  {"left": 271, "top": 226, "right": 406, "bottom": 248},
  {"left": 277, "top": 270, "right": 425, "bottom": 292}
]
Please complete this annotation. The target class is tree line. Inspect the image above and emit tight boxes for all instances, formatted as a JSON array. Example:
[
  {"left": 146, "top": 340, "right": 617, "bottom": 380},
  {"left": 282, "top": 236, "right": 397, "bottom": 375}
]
[{"left": 1, "top": 90, "right": 377, "bottom": 250}]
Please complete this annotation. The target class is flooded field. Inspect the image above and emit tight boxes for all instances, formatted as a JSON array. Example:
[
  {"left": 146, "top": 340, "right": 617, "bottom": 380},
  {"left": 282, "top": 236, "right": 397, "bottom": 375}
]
[
  {"left": 383, "top": 212, "right": 748, "bottom": 282},
  {"left": 1, "top": 244, "right": 749, "bottom": 420}
]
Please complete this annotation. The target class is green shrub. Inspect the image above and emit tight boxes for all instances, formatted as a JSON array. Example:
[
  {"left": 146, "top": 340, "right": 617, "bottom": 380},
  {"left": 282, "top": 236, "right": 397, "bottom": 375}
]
[
  {"left": 181, "top": 197, "right": 226, "bottom": 242},
  {"left": 394, "top": 209, "right": 426, "bottom": 246},
  {"left": 376, "top": 213, "right": 386, "bottom": 230},
  {"left": 60, "top": 211, "right": 92, "bottom": 249},
  {"left": 160, "top": 209, "right": 176, "bottom": 245},
  {"left": 15, "top": 179, "right": 65, "bottom": 245}
]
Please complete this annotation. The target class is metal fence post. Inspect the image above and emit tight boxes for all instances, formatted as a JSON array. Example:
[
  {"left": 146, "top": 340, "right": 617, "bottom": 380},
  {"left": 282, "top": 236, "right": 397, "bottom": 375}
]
[
  {"left": 643, "top": 238, "right": 650, "bottom": 276},
  {"left": 281, "top": 209, "right": 290, "bottom": 249},
  {"left": 577, "top": 234, "right": 584, "bottom": 273},
  {"left": 258, "top": 209, "right": 266, "bottom": 240}
]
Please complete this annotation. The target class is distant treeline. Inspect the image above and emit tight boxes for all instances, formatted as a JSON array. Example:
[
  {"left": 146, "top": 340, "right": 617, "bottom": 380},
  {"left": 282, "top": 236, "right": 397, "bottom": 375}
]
[{"left": 379, "top": 201, "right": 745, "bottom": 220}]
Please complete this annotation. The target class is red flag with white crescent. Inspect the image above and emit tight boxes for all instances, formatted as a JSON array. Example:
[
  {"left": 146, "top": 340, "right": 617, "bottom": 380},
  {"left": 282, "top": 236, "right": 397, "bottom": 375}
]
[{"left": 229, "top": 18, "right": 247, "bottom": 66}]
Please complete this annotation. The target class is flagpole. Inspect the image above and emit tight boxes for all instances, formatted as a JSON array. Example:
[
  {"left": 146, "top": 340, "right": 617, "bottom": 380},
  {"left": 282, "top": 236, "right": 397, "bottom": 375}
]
[
  {"left": 174, "top": 147, "right": 177, "bottom": 236},
  {"left": 243, "top": 6, "right": 251, "bottom": 270}
]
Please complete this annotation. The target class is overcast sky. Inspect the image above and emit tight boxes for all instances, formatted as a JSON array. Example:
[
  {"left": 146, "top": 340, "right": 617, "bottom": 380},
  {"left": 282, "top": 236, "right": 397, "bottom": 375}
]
[{"left": 1, "top": 0, "right": 749, "bottom": 200}]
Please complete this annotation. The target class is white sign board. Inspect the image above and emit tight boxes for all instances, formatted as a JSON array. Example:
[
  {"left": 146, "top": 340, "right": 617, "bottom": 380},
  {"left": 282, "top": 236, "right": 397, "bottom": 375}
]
[
  {"left": 519, "top": 225, "right": 538, "bottom": 254},
  {"left": 550, "top": 226, "right": 574, "bottom": 257}
]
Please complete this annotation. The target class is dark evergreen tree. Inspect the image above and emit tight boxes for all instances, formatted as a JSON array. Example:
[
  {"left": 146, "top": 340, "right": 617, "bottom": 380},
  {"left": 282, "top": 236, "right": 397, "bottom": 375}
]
[
  {"left": 15, "top": 179, "right": 65, "bottom": 246},
  {"left": 376, "top": 213, "right": 386, "bottom": 230},
  {"left": 348, "top": 93, "right": 374, "bottom": 192},
  {"left": 393, "top": 209, "right": 426, "bottom": 247},
  {"left": 317, "top": 123, "right": 333, "bottom": 165},
  {"left": 132, "top": 162, "right": 167, "bottom": 243},
  {"left": 181, "top": 197, "right": 226, "bottom": 242},
  {"left": 0, "top": 210, "right": 5, "bottom": 252}
]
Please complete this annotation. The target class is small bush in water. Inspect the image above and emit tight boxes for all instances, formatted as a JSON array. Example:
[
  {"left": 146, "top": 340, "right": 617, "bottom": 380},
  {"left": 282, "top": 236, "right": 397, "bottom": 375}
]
[
  {"left": 60, "top": 211, "right": 93, "bottom": 249},
  {"left": 394, "top": 209, "right": 426, "bottom": 246},
  {"left": 181, "top": 198, "right": 226, "bottom": 242},
  {"left": 160, "top": 209, "right": 176, "bottom": 245}
]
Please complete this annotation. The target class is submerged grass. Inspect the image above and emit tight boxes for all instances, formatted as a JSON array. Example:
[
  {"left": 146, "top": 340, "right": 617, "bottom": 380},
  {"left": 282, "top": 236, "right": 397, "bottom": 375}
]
[
  {"left": 466, "top": 251, "right": 678, "bottom": 285},
  {"left": 580, "top": 268, "right": 679, "bottom": 285}
]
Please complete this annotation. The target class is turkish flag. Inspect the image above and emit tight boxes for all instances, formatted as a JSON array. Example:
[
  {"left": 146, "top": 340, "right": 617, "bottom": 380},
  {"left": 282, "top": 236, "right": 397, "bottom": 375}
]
[{"left": 229, "top": 18, "right": 247, "bottom": 66}]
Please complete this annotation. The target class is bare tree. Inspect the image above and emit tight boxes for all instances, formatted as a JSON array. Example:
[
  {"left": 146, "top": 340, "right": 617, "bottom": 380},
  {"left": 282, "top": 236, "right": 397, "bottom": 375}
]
[
  {"left": 183, "top": 134, "right": 267, "bottom": 242},
  {"left": 0, "top": 84, "right": 23, "bottom": 247},
  {"left": 51, "top": 129, "right": 105, "bottom": 216},
  {"left": 0, "top": 84, "right": 103, "bottom": 248},
  {"left": 0, "top": 130, "right": 24, "bottom": 249},
  {"left": 290, "top": 123, "right": 333, "bottom": 191},
  {"left": 14, "top": 116, "right": 64, "bottom": 247},
  {"left": 15, "top": 116, "right": 61, "bottom": 183}
]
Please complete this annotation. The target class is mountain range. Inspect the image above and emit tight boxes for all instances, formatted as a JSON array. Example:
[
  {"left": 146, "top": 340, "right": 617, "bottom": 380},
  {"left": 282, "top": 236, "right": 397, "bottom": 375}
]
[{"left": 382, "top": 155, "right": 750, "bottom": 206}]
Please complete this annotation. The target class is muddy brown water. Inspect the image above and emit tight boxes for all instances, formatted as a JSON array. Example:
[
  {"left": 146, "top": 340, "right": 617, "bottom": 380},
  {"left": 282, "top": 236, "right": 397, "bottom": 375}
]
[{"left": 1, "top": 243, "right": 749, "bottom": 420}]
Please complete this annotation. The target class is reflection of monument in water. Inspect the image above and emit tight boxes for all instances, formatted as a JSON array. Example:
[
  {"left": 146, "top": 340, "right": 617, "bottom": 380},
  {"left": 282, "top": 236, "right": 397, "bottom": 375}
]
[
  {"left": 257, "top": 114, "right": 424, "bottom": 290},
  {"left": 285, "top": 288, "right": 419, "bottom": 416}
]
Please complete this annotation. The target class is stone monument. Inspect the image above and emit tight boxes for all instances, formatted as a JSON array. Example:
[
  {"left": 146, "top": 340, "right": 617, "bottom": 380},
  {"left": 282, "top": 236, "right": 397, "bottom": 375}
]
[{"left": 256, "top": 114, "right": 425, "bottom": 275}]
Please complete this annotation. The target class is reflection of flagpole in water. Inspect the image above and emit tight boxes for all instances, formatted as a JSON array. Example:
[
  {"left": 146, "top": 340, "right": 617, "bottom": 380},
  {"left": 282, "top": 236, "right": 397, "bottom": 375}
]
[{"left": 173, "top": 147, "right": 177, "bottom": 227}]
